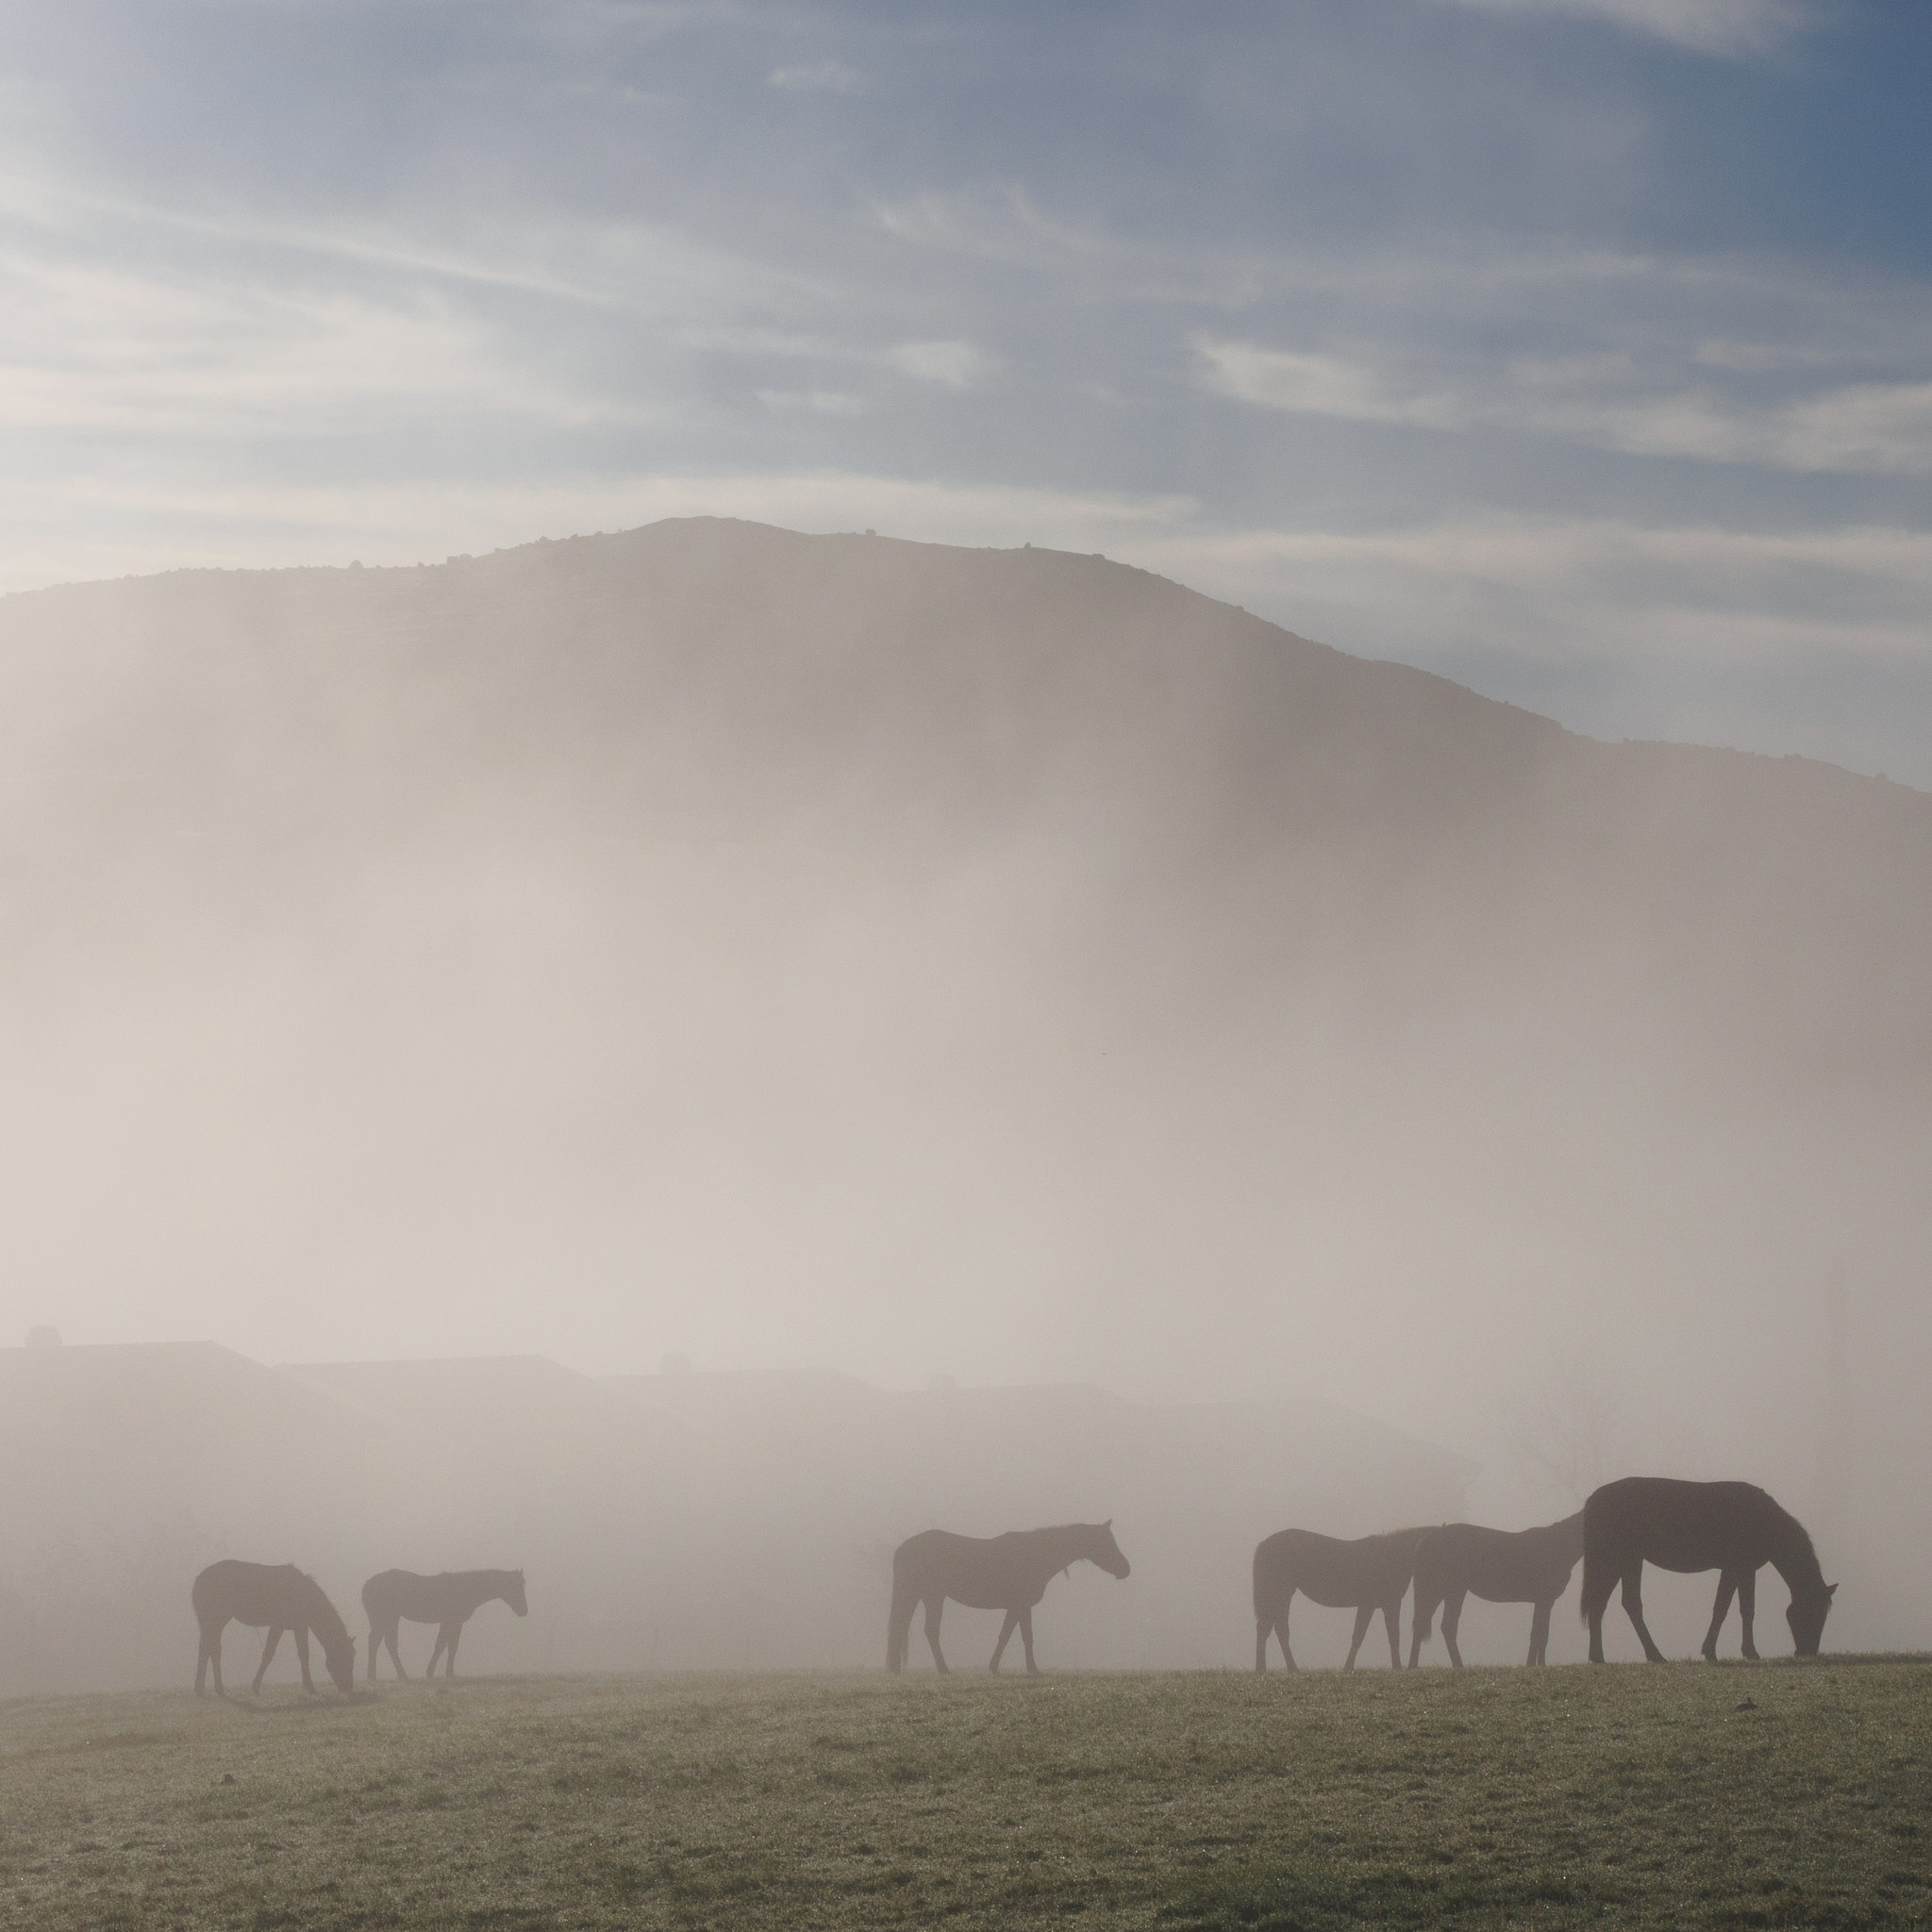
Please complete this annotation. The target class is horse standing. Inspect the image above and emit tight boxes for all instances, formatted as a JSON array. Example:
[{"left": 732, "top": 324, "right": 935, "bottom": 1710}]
[
  {"left": 1407, "top": 1514, "right": 1584, "bottom": 1668},
  {"left": 886, "top": 1522, "right": 1130, "bottom": 1674},
  {"left": 361, "top": 1569, "right": 528, "bottom": 1680},
  {"left": 1253, "top": 1526, "right": 1427, "bottom": 1672},
  {"left": 1581, "top": 1476, "right": 1836, "bottom": 1662},
  {"left": 192, "top": 1560, "right": 357, "bottom": 1697}
]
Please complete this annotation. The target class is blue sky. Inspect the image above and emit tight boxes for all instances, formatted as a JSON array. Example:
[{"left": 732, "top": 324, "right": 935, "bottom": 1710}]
[{"left": 4, "top": 0, "right": 1930, "bottom": 780}]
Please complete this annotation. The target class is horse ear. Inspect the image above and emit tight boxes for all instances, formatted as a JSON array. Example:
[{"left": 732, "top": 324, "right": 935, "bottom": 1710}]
[
  {"left": 1104, "top": 1518, "right": 1113, "bottom": 1529},
  {"left": 1827, "top": 1583, "right": 1839, "bottom": 1598}
]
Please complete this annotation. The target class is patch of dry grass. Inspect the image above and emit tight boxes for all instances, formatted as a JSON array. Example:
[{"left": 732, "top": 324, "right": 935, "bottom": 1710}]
[{"left": 1, "top": 1658, "right": 1927, "bottom": 1928}]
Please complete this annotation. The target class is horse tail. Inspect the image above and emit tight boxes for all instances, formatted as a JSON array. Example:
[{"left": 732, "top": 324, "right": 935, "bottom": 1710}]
[
  {"left": 1252, "top": 1537, "right": 1290, "bottom": 1628},
  {"left": 887, "top": 1561, "right": 917, "bottom": 1674},
  {"left": 1579, "top": 1531, "right": 1605, "bottom": 1624}
]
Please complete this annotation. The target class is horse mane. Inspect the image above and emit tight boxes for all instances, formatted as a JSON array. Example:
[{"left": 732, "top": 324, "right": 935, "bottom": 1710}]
[
  {"left": 294, "top": 1567, "right": 354, "bottom": 1656},
  {"left": 1776, "top": 1508, "right": 1825, "bottom": 1591}
]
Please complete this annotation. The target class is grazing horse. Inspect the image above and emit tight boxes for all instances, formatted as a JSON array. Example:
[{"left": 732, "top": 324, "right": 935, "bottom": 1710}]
[
  {"left": 192, "top": 1560, "right": 357, "bottom": 1697},
  {"left": 1407, "top": 1514, "right": 1584, "bottom": 1668},
  {"left": 1253, "top": 1526, "right": 1428, "bottom": 1672},
  {"left": 361, "top": 1569, "right": 528, "bottom": 1681},
  {"left": 887, "top": 1522, "right": 1130, "bottom": 1674},
  {"left": 1582, "top": 1477, "right": 1836, "bottom": 1663}
]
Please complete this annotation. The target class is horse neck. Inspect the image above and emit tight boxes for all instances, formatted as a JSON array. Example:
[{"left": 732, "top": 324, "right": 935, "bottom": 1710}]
[
  {"left": 1765, "top": 1508, "right": 1824, "bottom": 1596},
  {"left": 300, "top": 1575, "right": 350, "bottom": 1651},
  {"left": 1031, "top": 1525, "right": 1100, "bottom": 1573}
]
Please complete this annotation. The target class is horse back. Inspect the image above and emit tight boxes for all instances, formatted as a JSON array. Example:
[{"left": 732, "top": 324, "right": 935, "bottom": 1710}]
[
  {"left": 363, "top": 1569, "right": 474, "bottom": 1622},
  {"left": 1585, "top": 1477, "right": 1788, "bottom": 1574},
  {"left": 1255, "top": 1527, "right": 1425, "bottom": 1611},
  {"left": 193, "top": 1560, "right": 325, "bottom": 1631},
  {"left": 891, "top": 1529, "right": 1051, "bottom": 1609},
  {"left": 1417, "top": 1520, "right": 1583, "bottom": 1605}
]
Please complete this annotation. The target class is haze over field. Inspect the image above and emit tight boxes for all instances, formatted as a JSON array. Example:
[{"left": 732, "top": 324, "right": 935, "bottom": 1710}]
[
  {"left": 1, "top": 523, "right": 1927, "bottom": 1677},
  {"left": 2, "top": 2, "right": 1929, "bottom": 1691}
]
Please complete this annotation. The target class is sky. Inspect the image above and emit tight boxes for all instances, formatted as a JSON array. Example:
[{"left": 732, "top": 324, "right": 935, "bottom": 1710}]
[
  {"left": 3, "top": 0, "right": 1930, "bottom": 781},
  {"left": 11, "top": 6, "right": 1932, "bottom": 784}
]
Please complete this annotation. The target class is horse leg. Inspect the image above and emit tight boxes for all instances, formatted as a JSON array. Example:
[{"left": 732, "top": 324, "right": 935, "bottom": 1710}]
[
  {"left": 1703, "top": 1573, "right": 1739, "bottom": 1661},
  {"left": 1527, "top": 1598, "right": 1553, "bottom": 1666},
  {"left": 386, "top": 1621, "right": 408, "bottom": 1680},
  {"left": 1408, "top": 1589, "right": 1434, "bottom": 1669},
  {"left": 295, "top": 1626, "right": 315, "bottom": 1693},
  {"left": 1019, "top": 1606, "right": 1038, "bottom": 1676},
  {"left": 923, "top": 1597, "right": 949, "bottom": 1674},
  {"left": 1738, "top": 1569, "right": 1758, "bottom": 1660},
  {"left": 1382, "top": 1598, "right": 1403, "bottom": 1670},
  {"left": 888, "top": 1578, "right": 916, "bottom": 1674},
  {"left": 1621, "top": 1567, "right": 1666, "bottom": 1662},
  {"left": 1441, "top": 1591, "right": 1467, "bottom": 1671},
  {"left": 1583, "top": 1563, "right": 1613, "bottom": 1664},
  {"left": 990, "top": 1611, "right": 1018, "bottom": 1674},
  {"left": 444, "top": 1621, "right": 464, "bottom": 1678},
  {"left": 253, "top": 1626, "right": 284, "bottom": 1695},
  {"left": 1256, "top": 1616, "right": 1272, "bottom": 1673},
  {"left": 196, "top": 1617, "right": 226, "bottom": 1697},
  {"left": 1343, "top": 1603, "right": 1373, "bottom": 1671}
]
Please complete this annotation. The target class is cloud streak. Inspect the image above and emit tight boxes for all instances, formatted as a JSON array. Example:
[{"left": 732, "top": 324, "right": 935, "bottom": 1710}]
[
  {"left": 1431, "top": 0, "right": 1809, "bottom": 55},
  {"left": 1199, "top": 336, "right": 1932, "bottom": 477}
]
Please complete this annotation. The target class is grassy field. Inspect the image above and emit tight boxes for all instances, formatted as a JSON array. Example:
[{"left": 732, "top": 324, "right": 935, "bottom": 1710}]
[{"left": 1, "top": 1660, "right": 1928, "bottom": 1930}]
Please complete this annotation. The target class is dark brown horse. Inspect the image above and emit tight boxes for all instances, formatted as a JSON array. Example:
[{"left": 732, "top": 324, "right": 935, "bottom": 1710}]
[
  {"left": 192, "top": 1559, "right": 357, "bottom": 1697},
  {"left": 1407, "top": 1514, "right": 1584, "bottom": 1668},
  {"left": 362, "top": 1568, "right": 528, "bottom": 1680},
  {"left": 1253, "top": 1526, "right": 1428, "bottom": 1672},
  {"left": 887, "top": 1522, "right": 1130, "bottom": 1674},
  {"left": 1582, "top": 1476, "right": 1836, "bottom": 1662}
]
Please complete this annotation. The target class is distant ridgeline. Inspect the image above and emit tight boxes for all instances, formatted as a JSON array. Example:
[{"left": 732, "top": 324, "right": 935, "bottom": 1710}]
[{"left": 0, "top": 1342, "right": 1469, "bottom": 1695}]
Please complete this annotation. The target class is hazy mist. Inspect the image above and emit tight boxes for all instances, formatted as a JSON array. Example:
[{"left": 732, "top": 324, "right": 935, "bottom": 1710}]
[{"left": 2, "top": 521, "right": 1926, "bottom": 1688}]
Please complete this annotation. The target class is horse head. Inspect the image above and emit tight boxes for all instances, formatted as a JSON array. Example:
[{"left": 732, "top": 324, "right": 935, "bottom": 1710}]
[
  {"left": 508, "top": 1571, "right": 528, "bottom": 1618},
  {"left": 1089, "top": 1520, "right": 1131, "bottom": 1580},
  {"left": 325, "top": 1635, "right": 358, "bottom": 1694},
  {"left": 1787, "top": 1580, "right": 1837, "bottom": 1656}
]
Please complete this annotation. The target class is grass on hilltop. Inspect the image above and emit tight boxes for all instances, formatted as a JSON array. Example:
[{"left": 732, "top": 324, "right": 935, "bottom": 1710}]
[{"left": 1, "top": 1658, "right": 1928, "bottom": 1929}]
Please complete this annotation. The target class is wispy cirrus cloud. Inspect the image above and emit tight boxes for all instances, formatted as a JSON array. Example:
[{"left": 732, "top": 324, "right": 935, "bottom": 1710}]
[
  {"left": 874, "top": 184, "right": 1108, "bottom": 267},
  {"left": 1193, "top": 341, "right": 1469, "bottom": 433},
  {"left": 1198, "top": 335, "right": 1932, "bottom": 477},
  {"left": 886, "top": 339, "right": 1004, "bottom": 390},
  {"left": 769, "top": 58, "right": 862, "bottom": 93},
  {"left": 1429, "top": 0, "right": 1809, "bottom": 56}
]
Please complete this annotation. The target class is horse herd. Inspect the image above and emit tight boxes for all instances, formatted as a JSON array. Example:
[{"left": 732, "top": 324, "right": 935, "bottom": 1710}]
[
  {"left": 192, "top": 1562, "right": 525, "bottom": 1696},
  {"left": 190, "top": 1475, "right": 1837, "bottom": 1697}
]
